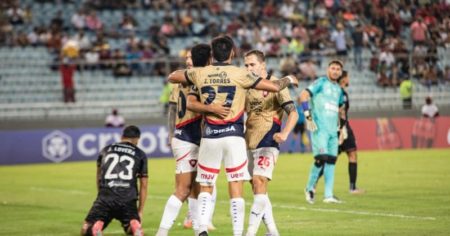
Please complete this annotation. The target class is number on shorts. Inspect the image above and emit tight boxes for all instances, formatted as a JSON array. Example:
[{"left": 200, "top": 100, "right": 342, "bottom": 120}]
[
  {"left": 257, "top": 156, "right": 270, "bottom": 168},
  {"left": 201, "top": 85, "right": 236, "bottom": 107},
  {"left": 104, "top": 153, "right": 135, "bottom": 180}
]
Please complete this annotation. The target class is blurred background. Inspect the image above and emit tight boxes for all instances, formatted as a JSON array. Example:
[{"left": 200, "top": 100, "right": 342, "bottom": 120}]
[{"left": 0, "top": 0, "right": 449, "bottom": 164}]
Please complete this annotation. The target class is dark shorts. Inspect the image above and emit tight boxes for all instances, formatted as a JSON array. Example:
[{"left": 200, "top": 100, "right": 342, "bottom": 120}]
[
  {"left": 293, "top": 123, "right": 305, "bottom": 134},
  {"left": 85, "top": 197, "right": 140, "bottom": 232},
  {"left": 339, "top": 124, "right": 357, "bottom": 154},
  {"left": 337, "top": 50, "right": 348, "bottom": 56}
]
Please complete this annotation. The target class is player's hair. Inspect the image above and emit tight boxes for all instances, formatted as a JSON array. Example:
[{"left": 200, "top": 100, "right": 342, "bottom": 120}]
[
  {"left": 328, "top": 60, "right": 344, "bottom": 69},
  {"left": 211, "top": 36, "right": 235, "bottom": 62},
  {"left": 191, "top": 43, "right": 211, "bottom": 67},
  {"left": 122, "top": 125, "right": 141, "bottom": 138},
  {"left": 244, "top": 49, "right": 265, "bottom": 62},
  {"left": 338, "top": 70, "right": 348, "bottom": 82}
]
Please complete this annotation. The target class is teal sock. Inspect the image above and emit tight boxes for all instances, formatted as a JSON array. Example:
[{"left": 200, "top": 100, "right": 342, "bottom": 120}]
[
  {"left": 324, "top": 163, "right": 336, "bottom": 198},
  {"left": 306, "top": 162, "right": 323, "bottom": 191},
  {"left": 289, "top": 139, "right": 296, "bottom": 151}
]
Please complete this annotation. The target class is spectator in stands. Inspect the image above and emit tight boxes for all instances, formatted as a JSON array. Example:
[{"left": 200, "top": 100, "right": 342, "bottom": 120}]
[
  {"left": 331, "top": 23, "right": 348, "bottom": 62},
  {"left": 84, "top": 49, "right": 100, "bottom": 70},
  {"left": 443, "top": 66, "right": 450, "bottom": 85},
  {"left": 7, "top": 5, "right": 25, "bottom": 25},
  {"left": 159, "top": 81, "right": 172, "bottom": 115},
  {"left": 399, "top": 77, "right": 413, "bottom": 110},
  {"left": 60, "top": 39, "right": 79, "bottom": 103},
  {"left": 71, "top": 10, "right": 85, "bottom": 30},
  {"left": 112, "top": 49, "right": 133, "bottom": 77},
  {"left": 50, "top": 11, "right": 64, "bottom": 32},
  {"left": 421, "top": 96, "right": 439, "bottom": 119},
  {"left": 298, "top": 59, "right": 317, "bottom": 81},
  {"left": 279, "top": 53, "right": 297, "bottom": 76},
  {"left": 85, "top": 11, "right": 102, "bottom": 31},
  {"left": 352, "top": 23, "right": 364, "bottom": 70},
  {"left": 105, "top": 109, "right": 125, "bottom": 128},
  {"left": 410, "top": 17, "right": 428, "bottom": 46},
  {"left": 27, "top": 27, "right": 39, "bottom": 46}
]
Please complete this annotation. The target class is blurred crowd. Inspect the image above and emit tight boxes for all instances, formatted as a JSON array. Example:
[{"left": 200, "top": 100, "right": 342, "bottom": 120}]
[{"left": 0, "top": 0, "right": 449, "bottom": 85}]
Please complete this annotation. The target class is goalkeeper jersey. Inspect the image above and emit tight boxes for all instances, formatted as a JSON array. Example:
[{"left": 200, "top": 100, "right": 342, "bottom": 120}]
[{"left": 306, "top": 76, "right": 344, "bottom": 134}]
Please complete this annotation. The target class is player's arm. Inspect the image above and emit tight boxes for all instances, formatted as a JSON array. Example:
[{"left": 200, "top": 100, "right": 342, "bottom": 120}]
[
  {"left": 187, "top": 94, "right": 230, "bottom": 119},
  {"left": 167, "top": 102, "right": 177, "bottom": 146},
  {"left": 167, "top": 69, "right": 192, "bottom": 85},
  {"left": 299, "top": 89, "right": 317, "bottom": 131},
  {"left": 274, "top": 102, "right": 298, "bottom": 143},
  {"left": 138, "top": 176, "right": 148, "bottom": 219},
  {"left": 137, "top": 156, "right": 149, "bottom": 219},
  {"left": 96, "top": 166, "right": 101, "bottom": 192},
  {"left": 253, "top": 75, "right": 298, "bottom": 92},
  {"left": 96, "top": 148, "right": 107, "bottom": 192}
]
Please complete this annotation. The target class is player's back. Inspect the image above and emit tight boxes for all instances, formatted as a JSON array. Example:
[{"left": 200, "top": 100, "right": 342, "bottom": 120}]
[
  {"left": 171, "top": 84, "right": 202, "bottom": 145},
  {"left": 97, "top": 142, "right": 148, "bottom": 201},
  {"left": 308, "top": 77, "right": 343, "bottom": 133},
  {"left": 187, "top": 63, "right": 260, "bottom": 139}
]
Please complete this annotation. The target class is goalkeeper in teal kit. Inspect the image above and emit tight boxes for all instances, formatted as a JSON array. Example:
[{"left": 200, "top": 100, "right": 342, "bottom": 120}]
[{"left": 300, "top": 60, "right": 345, "bottom": 204}]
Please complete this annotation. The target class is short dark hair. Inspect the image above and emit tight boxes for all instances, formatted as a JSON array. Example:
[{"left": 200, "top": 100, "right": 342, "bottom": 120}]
[
  {"left": 191, "top": 43, "right": 211, "bottom": 67},
  {"left": 244, "top": 50, "right": 265, "bottom": 62},
  {"left": 211, "top": 36, "right": 235, "bottom": 62},
  {"left": 338, "top": 70, "right": 348, "bottom": 82},
  {"left": 122, "top": 125, "right": 141, "bottom": 138},
  {"left": 328, "top": 60, "right": 344, "bottom": 69}
]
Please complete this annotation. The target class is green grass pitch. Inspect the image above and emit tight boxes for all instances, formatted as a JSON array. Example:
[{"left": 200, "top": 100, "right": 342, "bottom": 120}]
[{"left": 1, "top": 149, "right": 450, "bottom": 235}]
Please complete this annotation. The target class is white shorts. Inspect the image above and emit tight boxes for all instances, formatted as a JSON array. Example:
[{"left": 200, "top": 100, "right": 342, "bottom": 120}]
[
  {"left": 247, "top": 147, "right": 279, "bottom": 180},
  {"left": 171, "top": 137, "right": 199, "bottom": 174},
  {"left": 196, "top": 136, "right": 251, "bottom": 185}
]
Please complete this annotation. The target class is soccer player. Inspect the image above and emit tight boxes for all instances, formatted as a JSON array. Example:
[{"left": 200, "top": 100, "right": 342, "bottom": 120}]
[
  {"left": 168, "top": 36, "right": 298, "bottom": 236},
  {"left": 243, "top": 50, "right": 298, "bottom": 236},
  {"left": 157, "top": 44, "right": 227, "bottom": 236},
  {"left": 81, "top": 125, "right": 147, "bottom": 236},
  {"left": 337, "top": 71, "right": 364, "bottom": 194},
  {"left": 301, "top": 60, "right": 345, "bottom": 204}
]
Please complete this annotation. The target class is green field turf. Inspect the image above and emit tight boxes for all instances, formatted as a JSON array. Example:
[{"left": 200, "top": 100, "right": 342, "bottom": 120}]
[{"left": 1, "top": 149, "right": 450, "bottom": 236}]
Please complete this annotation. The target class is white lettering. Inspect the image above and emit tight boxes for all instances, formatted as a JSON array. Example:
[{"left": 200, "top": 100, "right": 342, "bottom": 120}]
[
  {"left": 138, "top": 132, "right": 157, "bottom": 154},
  {"left": 158, "top": 127, "right": 171, "bottom": 153},
  {"left": 98, "top": 133, "right": 113, "bottom": 151},
  {"left": 324, "top": 102, "right": 339, "bottom": 112},
  {"left": 78, "top": 133, "right": 97, "bottom": 156}
]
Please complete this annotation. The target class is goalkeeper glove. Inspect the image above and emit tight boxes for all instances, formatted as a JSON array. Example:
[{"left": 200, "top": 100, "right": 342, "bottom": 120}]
[
  {"left": 338, "top": 125, "right": 348, "bottom": 145},
  {"left": 302, "top": 102, "right": 317, "bottom": 132}
]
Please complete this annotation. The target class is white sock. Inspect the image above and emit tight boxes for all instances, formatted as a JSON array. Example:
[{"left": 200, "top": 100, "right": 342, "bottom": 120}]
[
  {"left": 158, "top": 195, "right": 183, "bottom": 233},
  {"left": 188, "top": 197, "right": 199, "bottom": 230},
  {"left": 209, "top": 184, "right": 217, "bottom": 225},
  {"left": 262, "top": 197, "right": 279, "bottom": 236},
  {"left": 230, "top": 198, "right": 245, "bottom": 236},
  {"left": 197, "top": 192, "right": 212, "bottom": 233},
  {"left": 247, "top": 194, "right": 268, "bottom": 235}
]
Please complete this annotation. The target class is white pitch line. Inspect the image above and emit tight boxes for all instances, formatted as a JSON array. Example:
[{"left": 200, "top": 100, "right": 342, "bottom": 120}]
[
  {"left": 27, "top": 189, "right": 436, "bottom": 221},
  {"left": 148, "top": 195, "right": 437, "bottom": 221},
  {"left": 274, "top": 204, "right": 436, "bottom": 221}
]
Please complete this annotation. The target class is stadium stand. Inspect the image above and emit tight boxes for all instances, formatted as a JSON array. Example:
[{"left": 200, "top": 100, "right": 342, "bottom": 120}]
[{"left": 0, "top": 0, "right": 449, "bottom": 121}]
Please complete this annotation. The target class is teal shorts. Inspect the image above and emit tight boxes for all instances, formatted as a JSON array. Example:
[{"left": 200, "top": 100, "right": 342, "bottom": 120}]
[{"left": 311, "top": 131, "right": 338, "bottom": 157}]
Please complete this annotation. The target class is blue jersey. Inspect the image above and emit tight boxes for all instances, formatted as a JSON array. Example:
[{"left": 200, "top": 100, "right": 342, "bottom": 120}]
[{"left": 306, "top": 77, "right": 344, "bottom": 134}]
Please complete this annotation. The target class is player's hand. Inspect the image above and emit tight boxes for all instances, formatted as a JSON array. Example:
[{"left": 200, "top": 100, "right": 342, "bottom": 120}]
[
  {"left": 338, "top": 126, "right": 348, "bottom": 145},
  {"left": 209, "top": 103, "right": 231, "bottom": 119},
  {"left": 273, "top": 132, "right": 288, "bottom": 143},
  {"left": 287, "top": 75, "right": 299, "bottom": 87},
  {"left": 304, "top": 110, "right": 317, "bottom": 132}
]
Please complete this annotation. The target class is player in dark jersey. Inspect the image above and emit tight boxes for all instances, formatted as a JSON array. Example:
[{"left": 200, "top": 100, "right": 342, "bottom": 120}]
[
  {"left": 81, "top": 125, "right": 148, "bottom": 236},
  {"left": 337, "top": 71, "right": 364, "bottom": 194}
]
